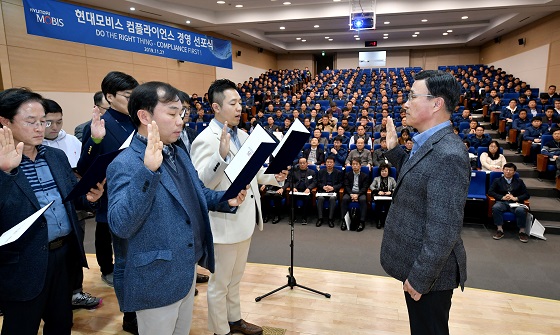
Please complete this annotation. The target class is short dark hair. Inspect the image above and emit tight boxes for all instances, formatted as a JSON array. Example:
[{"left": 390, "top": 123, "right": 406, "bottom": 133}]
[
  {"left": 0, "top": 88, "right": 44, "bottom": 122},
  {"left": 208, "top": 79, "right": 237, "bottom": 107},
  {"left": 333, "top": 135, "right": 343, "bottom": 143},
  {"left": 413, "top": 70, "right": 461, "bottom": 113},
  {"left": 503, "top": 162, "right": 517, "bottom": 171},
  {"left": 351, "top": 158, "right": 361, "bottom": 165},
  {"left": 128, "top": 81, "right": 180, "bottom": 127},
  {"left": 93, "top": 91, "right": 104, "bottom": 106},
  {"left": 378, "top": 162, "right": 390, "bottom": 172},
  {"left": 43, "top": 99, "right": 63, "bottom": 115},
  {"left": 101, "top": 71, "right": 138, "bottom": 100},
  {"left": 177, "top": 90, "right": 191, "bottom": 105},
  {"left": 326, "top": 155, "right": 335, "bottom": 162},
  {"left": 531, "top": 116, "right": 542, "bottom": 122}
]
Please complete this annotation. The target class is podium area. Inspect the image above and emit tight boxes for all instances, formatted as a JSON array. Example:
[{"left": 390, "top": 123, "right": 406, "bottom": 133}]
[{"left": 2, "top": 254, "right": 558, "bottom": 334}]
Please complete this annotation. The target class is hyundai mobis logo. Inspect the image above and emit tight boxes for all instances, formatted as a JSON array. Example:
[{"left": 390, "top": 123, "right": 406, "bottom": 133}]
[{"left": 29, "top": 7, "right": 64, "bottom": 27}]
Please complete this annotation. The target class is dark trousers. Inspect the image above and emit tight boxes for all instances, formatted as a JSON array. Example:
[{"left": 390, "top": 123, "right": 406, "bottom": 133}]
[
  {"left": 374, "top": 200, "right": 391, "bottom": 224},
  {"left": 317, "top": 195, "right": 337, "bottom": 219},
  {"left": 1, "top": 244, "right": 72, "bottom": 335},
  {"left": 95, "top": 221, "right": 114, "bottom": 275},
  {"left": 262, "top": 193, "right": 283, "bottom": 218},
  {"left": 341, "top": 194, "right": 367, "bottom": 221},
  {"left": 293, "top": 195, "right": 310, "bottom": 219},
  {"left": 404, "top": 289, "right": 453, "bottom": 335}
]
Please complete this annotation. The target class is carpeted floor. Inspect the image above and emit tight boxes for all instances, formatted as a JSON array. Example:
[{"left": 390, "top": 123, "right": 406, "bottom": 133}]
[{"left": 84, "top": 217, "right": 560, "bottom": 300}]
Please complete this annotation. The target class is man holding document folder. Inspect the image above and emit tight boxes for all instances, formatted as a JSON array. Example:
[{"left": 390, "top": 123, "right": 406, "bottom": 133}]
[
  {"left": 0, "top": 88, "right": 104, "bottom": 335},
  {"left": 192, "top": 79, "right": 288, "bottom": 335}
]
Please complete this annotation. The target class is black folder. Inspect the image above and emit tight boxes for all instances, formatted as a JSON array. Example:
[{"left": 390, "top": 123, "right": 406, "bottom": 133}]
[
  {"left": 63, "top": 149, "right": 123, "bottom": 202},
  {"left": 264, "top": 119, "right": 310, "bottom": 174}
]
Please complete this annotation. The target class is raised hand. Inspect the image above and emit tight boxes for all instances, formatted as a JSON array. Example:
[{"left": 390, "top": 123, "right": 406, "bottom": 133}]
[
  {"left": 219, "top": 121, "right": 231, "bottom": 160},
  {"left": 0, "top": 127, "right": 24, "bottom": 173},
  {"left": 385, "top": 116, "right": 398, "bottom": 150},
  {"left": 91, "top": 106, "right": 106, "bottom": 140},
  {"left": 86, "top": 179, "right": 106, "bottom": 203},
  {"left": 144, "top": 121, "right": 163, "bottom": 172}
]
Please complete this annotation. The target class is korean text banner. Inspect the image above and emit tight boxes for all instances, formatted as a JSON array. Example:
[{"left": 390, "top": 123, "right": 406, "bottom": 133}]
[{"left": 22, "top": 0, "right": 233, "bottom": 69}]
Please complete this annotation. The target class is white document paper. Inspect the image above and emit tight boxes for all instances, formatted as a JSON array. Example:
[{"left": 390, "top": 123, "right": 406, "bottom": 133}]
[
  {"left": 291, "top": 191, "right": 311, "bottom": 196},
  {"left": 316, "top": 192, "right": 337, "bottom": 197},
  {"left": 119, "top": 131, "right": 135, "bottom": 150},
  {"left": 374, "top": 196, "right": 393, "bottom": 201},
  {"left": 509, "top": 202, "right": 529, "bottom": 210},
  {"left": 0, "top": 201, "right": 54, "bottom": 247},
  {"left": 224, "top": 124, "right": 277, "bottom": 182},
  {"left": 271, "top": 119, "right": 308, "bottom": 157},
  {"left": 344, "top": 212, "right": 351, "bottom": 232}
]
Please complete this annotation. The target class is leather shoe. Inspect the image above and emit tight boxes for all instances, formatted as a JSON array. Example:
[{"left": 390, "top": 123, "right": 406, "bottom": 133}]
[
  {"left": 195, "top": 287, "right": 199, "bottom": 296},
  {"left": 328, "top": 219, "right": 335, "bottom": 228},
  {"left": 341, "top": 222, "right": 347, "bottom": 231},
  {"left": 271, "top": 216, "right": 280, "bottom": 224},
  {"left": 301, "top": 218, "right": 307, "bottom": 225},
  {"left": 263, "top": 216, "right": 269, "bottom": 223},
  {"left": 229, "top": 319, "right": 263, "bottom": 335},
  {"left": 316, "top": 218, "right": 323, "bottom": 227},
  {"left": 196, "top": 273, "right": 209, "bottom": 283},
  {"left": 357, "top": 221, "right": 365, "bottom": 232},
  {"left": 122, "top": 318, "right": 139, "bottom": 335},
  {"left": 376, "top": 221, "right": 382, "bottom": 229}
]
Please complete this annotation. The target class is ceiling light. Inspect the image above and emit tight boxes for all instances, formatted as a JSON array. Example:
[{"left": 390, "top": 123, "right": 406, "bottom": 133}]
[
  {"left": 412, "top": 34, "right": 417, "bottom": 37},
  {"left": 296, "top": 37, "right": 301, "bottom": 40},
  {"left": 447, "top": 29, "right": 453, "bottom": 33},
  {"left": 383, "top": 36, "right": 388, "bottom": 39},
  {"left": 421, "top": 19, "right": 428, "bottom": 22},
  {"left": 186, "top": 20, "right": 191, "bottom": 24},
  {"left": 384, "top": 21, "right": 390, "bottom": 24},
  {"left": 383, "top": 33, "right": 388, "bottom": 36},
  {"left": 461, "top": 16, "right": 468, "bottom": 19},
  {"left": 414, "top": 32, "right": 420, "bottom": 34},
  {"left": 355, "top": 37, "right": 360, "bottom": 40},
  {"left": 333, "top": 0, "right": 341, "bottom": 2},
  {"left": 329, "top": 38, "right": 333, "bottom": 41},
  {"left": 302, "top": 39, "right": 306, "bottom": 42},
  {"left": 217, "top": 1, "right": 225, "bottom": 3},
  {"left": 279, "top": 26, "right": 285, "bottom": 30},
  {"left": 353, "top": 35, "right": 359, "bottom": 38},
  {"left": 130, "top": 7, "right": 135, "bottom": 11},
  {"left": 283, "top": 1, "right": 291, "bottom": 4},
  {"left": 443, "top": 32, "right": 448, "bottom": 35},
  {"left": 235, "top": 4, "right": 243, "bottom": 8},
  {"left": 314, "top": 25, "right": 320, "bottom": 28},
  {"left": 325, "top": 36, "right": 330, "bottom": 39}
]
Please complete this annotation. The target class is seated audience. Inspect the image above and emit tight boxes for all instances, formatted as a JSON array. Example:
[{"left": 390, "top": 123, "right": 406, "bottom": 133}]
[
  {"left": 397, "top": 128, "right": 411, "bottom": 145},
  {"left": 329, "top": 136, "right": 348, "bottom": 166},
  {"left": 488, "top": 163, "right": 531, "bottom": 243},
  {"left": 341, "top": 158, "right": 369, "bottom": 232},
  {"left": 541, "top": 127, "right": 560, "bottom": 160},
  {"left": 370, "top": 163, "right": 396, "bottom": 229},
  {"left": 282, "top": 158, "right": 316, "bottom": 224},
  {"left": 316, "top": 156, "right": 343, "bottom": 228},
  {"left": 349, "top": 124, "right": 373, "bottom": 147},
  {"left": 467, "top": 125, "right": 492, "bottom": 149},
  {"left": 346, "top": 138, "right": 373, "bottom": 168},
  {"left": 260, "top": 185, "right": 283, "bottom": 224},
  {"left": 303, "top": 138, "right": 325, "bottom": 165},
  {"left": 480, "top": 140, "right": 507, "bottom": 172},
  {"left": 372, "top": 137, "right": 391, "bottom": 167}
]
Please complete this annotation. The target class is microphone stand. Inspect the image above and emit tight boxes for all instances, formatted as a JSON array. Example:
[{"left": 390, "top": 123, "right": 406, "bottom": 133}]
[{"left": 256, "top": 159, "right": 331, "bottom": 302}]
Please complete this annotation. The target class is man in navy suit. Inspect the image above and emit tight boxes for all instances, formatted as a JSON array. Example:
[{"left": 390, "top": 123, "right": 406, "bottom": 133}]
[
  {"left": 382, "top": 70, "right": 470, "bottom": 335},
  {"left": 107, "top": 82, "right": 246, "bottom": 335},
  {"left": 77, "top": 70, "right": 139, "bottom": 333},
  {"left": 0, "top": 88, "right": 104, "bottom": 335}
]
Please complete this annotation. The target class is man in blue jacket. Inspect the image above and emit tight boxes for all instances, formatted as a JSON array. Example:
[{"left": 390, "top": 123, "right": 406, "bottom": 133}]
[{"left": 107, "top": 82, "right": 246, "bottom": 335}]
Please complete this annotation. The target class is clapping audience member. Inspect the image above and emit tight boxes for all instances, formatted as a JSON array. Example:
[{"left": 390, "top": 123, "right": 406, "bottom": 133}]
[
  {"left": 370, "top": 163, "right": 396, "bottom": 229},
  {"left": 480, "top": 140, "right": 507, "bottom": 172}
]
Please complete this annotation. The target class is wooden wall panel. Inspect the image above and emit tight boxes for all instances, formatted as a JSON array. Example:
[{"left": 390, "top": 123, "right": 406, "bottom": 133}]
[
  {"left": 8, "top": 46, "right": 89, "bottom": 91},
  {"left": 167, "top": 69, "right": 206, "bottom": 96},
  {"left": 132, "top": 53, "right": 168, "bottom": 69},
  {"left": 86, "top": 58, "right": 134, "bottom": 92},
  {"left": 0, "top": 2, "right": 7, "bottom": 46},
  {"left": 0, "top": 45, "right": 11, "bottom": 89},
  {"left": 85, "top": 45, "right": 133, "bottom": 64},
  {"left": 132, "top": 64, "right": 168, "bottom": 84},
  {"left": 3, "top": 2, "right": 86, "bottom": 56}
]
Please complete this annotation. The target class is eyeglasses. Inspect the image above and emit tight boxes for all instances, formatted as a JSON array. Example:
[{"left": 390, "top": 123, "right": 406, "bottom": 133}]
[
  {"left": 21, "top": 120, "right": 47, "bottom": 128},
  {"left": 96, "top": 105, "right": 109, "bottom": 111},
  {"left": 408, "top": 93, "right": 435, "bottom": 101},
  {"left": 45, "top": 120, "right": 62, "bottom": 128},
  {"left": 180, "top": 107, "right": 191, "bottom": 119},
  {"left": 116, "top": 93, "right": 131, "bottom": 101}
]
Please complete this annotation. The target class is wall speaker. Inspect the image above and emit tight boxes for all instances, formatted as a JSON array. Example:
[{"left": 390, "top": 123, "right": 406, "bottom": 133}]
[
  {"left": 257, "top": 47, "right": 264, "bottom": 53},
  {"left": 236, "top": 50, "right": 242, "bottom": 57},
  {"left": 518, "top": 38, "right": 526, "bottom": 45}
]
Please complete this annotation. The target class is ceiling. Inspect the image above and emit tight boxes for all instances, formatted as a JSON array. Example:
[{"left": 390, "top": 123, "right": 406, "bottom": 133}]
[{"left": 69, "top": 0, "right": 560, "bottom": 54}]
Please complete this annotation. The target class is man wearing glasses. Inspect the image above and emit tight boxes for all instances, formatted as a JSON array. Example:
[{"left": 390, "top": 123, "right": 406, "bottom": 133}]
[
  {"left": 77, "top": 71, "right": 140, "bottom": 334},
  {"left": 381, "top": 70, "right": 470, "bottom": 335},
  {"left": 74, "top": 91, "right": 110, "bottom": 142},
  {"left": 42, "top": 99, "right": 82, "bottom": 169}
]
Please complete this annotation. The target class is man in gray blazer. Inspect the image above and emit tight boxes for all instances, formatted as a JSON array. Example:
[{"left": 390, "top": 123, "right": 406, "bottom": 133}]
[{"left": 381, "top": 70, "right": 470, "bottom": 335}]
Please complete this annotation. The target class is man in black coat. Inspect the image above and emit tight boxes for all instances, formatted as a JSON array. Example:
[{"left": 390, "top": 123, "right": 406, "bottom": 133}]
[
  {"left": 340, "top": 158, "right": 369, "bottom": 232},
  {"left": 281, "top": 157, "right": 316, "bottom": 224},
  {"left": 316, "top": 156, "right": 343, "bottom": 227}
]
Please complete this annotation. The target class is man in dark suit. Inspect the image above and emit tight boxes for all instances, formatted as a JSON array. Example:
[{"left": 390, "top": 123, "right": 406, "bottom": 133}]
[
  {"left": 340, "top": 158, "right": 369, "bottom": 232},
  {"left": 316, "top": 156, "right": 343, "bottom": 227},
  {"left": 77, "top": 71, "right": 139, "bottom": 333},
  {"left": 0, "top": 88, "right": 104, "bottom": 335},
  {"left": 107, "top": 82, "right": 246, "bottom": 335},
  {"left": 281, "top": 157, "right": 316, "bottom": 224},
  {"left": 488, "top": 163, "right": 531, "bottom": 242},
  {"left": 302, "top": 137, "right": 325, "bottom": 165},
  {"left": 381, "top": 70, "right": 470, "bottom": 335}
]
